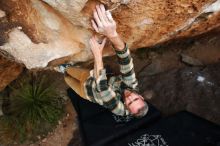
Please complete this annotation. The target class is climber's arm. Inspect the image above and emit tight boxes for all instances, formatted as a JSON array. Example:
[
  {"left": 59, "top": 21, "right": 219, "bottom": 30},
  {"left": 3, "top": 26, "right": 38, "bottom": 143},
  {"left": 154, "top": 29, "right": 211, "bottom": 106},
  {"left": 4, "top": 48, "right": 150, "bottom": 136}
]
[
  {"left": 91, "top": 4, "right": 124, "bottom": 51},
  {"left": 89, "top": 36, "right": 129, "bottom": 116},
  {"left": 89, "top": 36, "right": 106, "bottom": 79},
  {"left": 91, "top": 4, "right": 138, "bottom": 90}
]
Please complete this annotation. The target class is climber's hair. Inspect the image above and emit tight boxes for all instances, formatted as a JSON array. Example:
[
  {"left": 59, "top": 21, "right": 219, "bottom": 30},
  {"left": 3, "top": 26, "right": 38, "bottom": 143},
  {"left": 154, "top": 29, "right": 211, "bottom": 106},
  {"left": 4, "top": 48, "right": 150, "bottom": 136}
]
[{"left": 133, "top": 101, "right": 148, "bottom": 118}]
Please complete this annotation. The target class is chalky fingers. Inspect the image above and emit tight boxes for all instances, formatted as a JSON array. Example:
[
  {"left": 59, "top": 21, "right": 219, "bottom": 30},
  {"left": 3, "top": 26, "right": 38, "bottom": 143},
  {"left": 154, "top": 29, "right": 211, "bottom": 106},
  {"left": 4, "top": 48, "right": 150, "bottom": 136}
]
[
  {"left": 106, "top": 10, "right": 114, "bottom": 23},
  {"left": 91, "top": 20, "right": 99, "bottom": 33},
  {"left": 96, "top": 5, "right": 107, "bottom": 25},
  {"left": 93, "top": 10, "right": 103, "bottom": 28},
  {"left": 100, "top": 4, "right": 109, "bottom": 24}
]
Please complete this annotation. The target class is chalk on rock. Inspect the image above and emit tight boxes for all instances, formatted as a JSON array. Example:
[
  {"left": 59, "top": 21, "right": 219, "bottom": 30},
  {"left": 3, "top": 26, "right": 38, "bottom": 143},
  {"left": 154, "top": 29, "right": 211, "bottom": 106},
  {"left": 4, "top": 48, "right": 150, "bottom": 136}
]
[
  {"left": 111, "top": 0, "right": 120, "bottom": 3},
  {"left": 18, "top": 26, "right": 22, "bottom": 30},
  {"left": 121, "top": 0, "right": 130, "bottom": 4},
  {"left": 197, "top": 76, "right": 205, "bottom": 82}
]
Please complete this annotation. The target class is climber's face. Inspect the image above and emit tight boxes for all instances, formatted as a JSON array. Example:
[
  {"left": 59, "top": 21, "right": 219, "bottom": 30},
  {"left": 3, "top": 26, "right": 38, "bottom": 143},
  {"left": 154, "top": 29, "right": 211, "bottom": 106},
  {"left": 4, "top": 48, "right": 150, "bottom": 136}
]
[{"left": 124, "top": 89, "right": 146, "bottom": 116}]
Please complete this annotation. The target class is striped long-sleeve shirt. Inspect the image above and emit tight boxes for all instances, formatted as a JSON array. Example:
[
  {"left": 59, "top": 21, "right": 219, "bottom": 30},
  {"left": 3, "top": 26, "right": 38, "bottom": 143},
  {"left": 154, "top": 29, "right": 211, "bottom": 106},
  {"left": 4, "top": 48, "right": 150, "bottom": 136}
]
[{"left": 84, "top": 44, "right": 138, "bottom": 116}]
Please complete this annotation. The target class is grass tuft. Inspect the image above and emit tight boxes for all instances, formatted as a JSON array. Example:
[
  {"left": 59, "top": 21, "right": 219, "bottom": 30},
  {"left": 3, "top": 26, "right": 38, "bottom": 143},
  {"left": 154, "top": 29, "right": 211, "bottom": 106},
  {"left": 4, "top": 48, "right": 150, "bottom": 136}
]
[{"left": 0, "top": 72, "right": 64, "bottom": 144}]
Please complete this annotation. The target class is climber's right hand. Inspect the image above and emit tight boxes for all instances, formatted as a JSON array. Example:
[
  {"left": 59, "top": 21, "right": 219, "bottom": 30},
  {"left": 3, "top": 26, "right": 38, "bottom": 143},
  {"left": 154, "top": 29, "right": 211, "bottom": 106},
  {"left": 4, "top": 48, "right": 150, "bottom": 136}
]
[
  {"left": 91, "top": 4, "right": 118, "bottom": 39},
  {"left": 89, "top": 35, "right": 107, "bottom": 59}
]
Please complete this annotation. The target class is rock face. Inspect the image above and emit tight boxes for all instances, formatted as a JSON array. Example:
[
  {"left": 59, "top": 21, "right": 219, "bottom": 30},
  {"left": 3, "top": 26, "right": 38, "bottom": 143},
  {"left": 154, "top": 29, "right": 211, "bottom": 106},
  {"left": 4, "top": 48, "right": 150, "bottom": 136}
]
[
  {"left": 139, "top": 62, "right": 220, "bottom": 125},
  {"left": 0, "top": 0, "right": 92, "bottom": 69},
  {"left": 0, "top": 0, "right": 220, "bottom": 69},
  {"left": 0, "top": 56, "right": 23, "bottom": 91}
]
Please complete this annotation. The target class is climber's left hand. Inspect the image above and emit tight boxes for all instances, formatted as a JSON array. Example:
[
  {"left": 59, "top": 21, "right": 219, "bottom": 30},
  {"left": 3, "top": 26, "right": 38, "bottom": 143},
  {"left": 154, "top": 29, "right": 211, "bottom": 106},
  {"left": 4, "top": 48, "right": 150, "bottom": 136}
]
[{"left": 91, "top": 4, "right": 118, "bottom": 39}]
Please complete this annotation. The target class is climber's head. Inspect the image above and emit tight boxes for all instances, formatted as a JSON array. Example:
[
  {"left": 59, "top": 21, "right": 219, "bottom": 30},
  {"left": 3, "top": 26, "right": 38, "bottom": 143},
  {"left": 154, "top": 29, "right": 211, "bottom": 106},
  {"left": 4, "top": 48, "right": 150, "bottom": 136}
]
[{"left": 123, "top": 89, "right": 148, "bottom": 117}]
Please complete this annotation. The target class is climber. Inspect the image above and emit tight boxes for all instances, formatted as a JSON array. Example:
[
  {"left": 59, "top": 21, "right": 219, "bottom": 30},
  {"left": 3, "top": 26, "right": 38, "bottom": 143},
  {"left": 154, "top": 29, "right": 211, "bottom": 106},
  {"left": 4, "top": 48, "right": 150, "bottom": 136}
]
[{"left": 59, "top": 4, "right": 148, "bottom": 117}]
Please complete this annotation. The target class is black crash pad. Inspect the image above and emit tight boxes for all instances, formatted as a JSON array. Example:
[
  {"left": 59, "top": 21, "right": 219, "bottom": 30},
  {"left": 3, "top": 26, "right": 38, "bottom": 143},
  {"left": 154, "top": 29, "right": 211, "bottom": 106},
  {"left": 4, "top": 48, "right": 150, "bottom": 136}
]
[
  {"left": 67, "top": 88, "right": 161, "bottom": 146},
  {"left": 107, "top": 111, "right": 220, "bottom": 146}
]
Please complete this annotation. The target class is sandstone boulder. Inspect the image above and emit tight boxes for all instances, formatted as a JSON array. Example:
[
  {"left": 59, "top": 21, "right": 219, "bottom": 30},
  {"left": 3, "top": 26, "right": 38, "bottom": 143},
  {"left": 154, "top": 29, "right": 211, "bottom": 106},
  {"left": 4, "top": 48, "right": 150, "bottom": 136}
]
[
  {"left": 0, "top": 55, "right": 23, "bottom": 91},
  {"left": 0, "top": 0, "right": 219, "bottom": 69}
]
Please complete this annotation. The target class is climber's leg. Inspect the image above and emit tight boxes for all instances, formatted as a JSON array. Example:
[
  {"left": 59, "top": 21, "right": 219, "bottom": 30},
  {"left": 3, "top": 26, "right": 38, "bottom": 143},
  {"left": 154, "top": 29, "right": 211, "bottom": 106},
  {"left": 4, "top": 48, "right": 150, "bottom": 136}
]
[{"left": 64, "top": 74, "right": 89, "bottom": 101}]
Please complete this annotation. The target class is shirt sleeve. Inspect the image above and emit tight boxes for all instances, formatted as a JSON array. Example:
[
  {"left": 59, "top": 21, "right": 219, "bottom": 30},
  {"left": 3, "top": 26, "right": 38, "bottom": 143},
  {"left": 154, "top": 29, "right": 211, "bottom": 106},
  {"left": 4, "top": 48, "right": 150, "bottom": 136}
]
[
  {"left": 95, "top": 68, "right": 129, "bottom": 116},
  {"left": 114, "top": 43, "right": 139, "bottom": 91}
]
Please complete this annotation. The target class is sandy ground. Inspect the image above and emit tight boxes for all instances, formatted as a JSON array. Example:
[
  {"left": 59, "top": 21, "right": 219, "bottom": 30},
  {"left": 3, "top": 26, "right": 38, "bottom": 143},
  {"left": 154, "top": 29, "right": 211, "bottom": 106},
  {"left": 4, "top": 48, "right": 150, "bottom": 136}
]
[{"left": 17, "top": 100, "right": 80, "bottom": 146}]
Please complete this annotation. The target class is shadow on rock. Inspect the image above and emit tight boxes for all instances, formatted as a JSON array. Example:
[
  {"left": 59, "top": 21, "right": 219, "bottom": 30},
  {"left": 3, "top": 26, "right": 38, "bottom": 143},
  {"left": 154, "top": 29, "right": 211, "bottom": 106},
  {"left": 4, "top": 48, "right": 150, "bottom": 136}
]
[{"left": 139, "top": 62, "right": 220, "bottom": 125}]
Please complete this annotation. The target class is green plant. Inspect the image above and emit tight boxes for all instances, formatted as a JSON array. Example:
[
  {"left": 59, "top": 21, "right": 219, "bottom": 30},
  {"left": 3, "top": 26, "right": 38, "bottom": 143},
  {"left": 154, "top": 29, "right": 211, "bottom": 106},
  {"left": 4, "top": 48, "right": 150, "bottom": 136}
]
[{"left": 0, "top": 72, "right": 64, "bottom": 144}]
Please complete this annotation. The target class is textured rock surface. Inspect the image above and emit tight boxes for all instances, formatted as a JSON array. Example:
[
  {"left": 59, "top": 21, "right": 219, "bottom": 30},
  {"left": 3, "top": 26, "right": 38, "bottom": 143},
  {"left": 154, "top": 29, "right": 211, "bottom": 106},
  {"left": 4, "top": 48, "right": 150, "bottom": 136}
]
[
  {"left": 139, "top": 62, "right": 220, "bottom": 124},
  {"left": 0, "top": 56, "right": 23, "bottom": 91},
  {"left": 0, "top": 0, "right": 92, "bottom": 69},
  {"left": 0, "top": 0, "right": 220, "bottom": 69}
]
